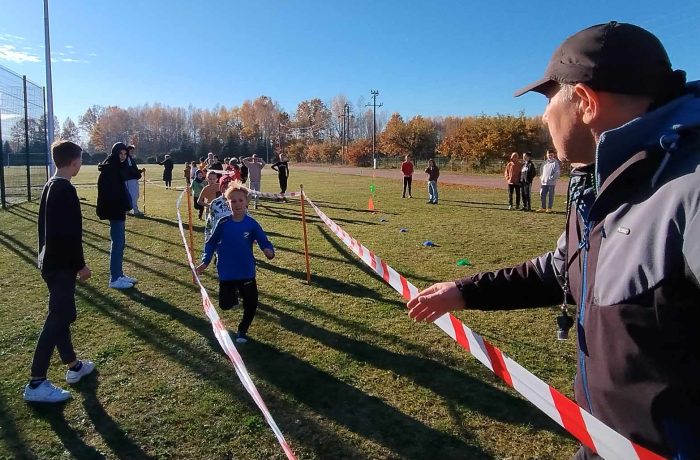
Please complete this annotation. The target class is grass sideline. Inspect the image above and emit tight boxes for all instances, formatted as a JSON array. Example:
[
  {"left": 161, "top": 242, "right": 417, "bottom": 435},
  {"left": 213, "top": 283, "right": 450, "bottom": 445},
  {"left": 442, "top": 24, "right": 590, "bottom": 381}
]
[{"left": 0, "top": 165, "right": 578, "bottom": 459}]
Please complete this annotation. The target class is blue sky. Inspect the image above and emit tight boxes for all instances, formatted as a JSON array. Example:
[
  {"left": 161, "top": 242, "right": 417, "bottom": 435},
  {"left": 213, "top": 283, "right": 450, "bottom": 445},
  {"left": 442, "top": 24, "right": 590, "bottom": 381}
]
[{"left": 1, "top": 0, "right": 698, "bottom": 126}]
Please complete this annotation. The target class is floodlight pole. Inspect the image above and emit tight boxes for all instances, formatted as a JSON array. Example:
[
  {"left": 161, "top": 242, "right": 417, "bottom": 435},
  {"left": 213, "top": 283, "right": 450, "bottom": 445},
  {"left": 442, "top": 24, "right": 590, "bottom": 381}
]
[
  {"left": 44, "top": 0, "right": 56, "bottom": 175},
  {"left": 366, "top": 90, "right": 382, "bottom": 169}
]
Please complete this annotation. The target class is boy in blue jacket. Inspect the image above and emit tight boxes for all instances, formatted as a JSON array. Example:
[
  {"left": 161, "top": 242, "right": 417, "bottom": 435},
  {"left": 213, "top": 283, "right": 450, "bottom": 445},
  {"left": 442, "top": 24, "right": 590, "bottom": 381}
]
[{"left": 196, "top": 181, "right": 274, "bottom": 343}]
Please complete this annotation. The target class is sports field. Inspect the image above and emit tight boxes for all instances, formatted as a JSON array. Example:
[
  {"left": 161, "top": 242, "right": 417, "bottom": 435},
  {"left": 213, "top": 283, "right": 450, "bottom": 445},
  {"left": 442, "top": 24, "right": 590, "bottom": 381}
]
[{"left": 0, "top": 165, "right": 578, "bottom": 459}]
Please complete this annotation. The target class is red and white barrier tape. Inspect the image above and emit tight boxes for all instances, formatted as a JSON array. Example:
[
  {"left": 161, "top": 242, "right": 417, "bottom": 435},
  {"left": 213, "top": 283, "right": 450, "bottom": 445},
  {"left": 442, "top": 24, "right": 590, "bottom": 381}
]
[
  {"left": 175, "top": 191, "right": 296, "bottom": 460},
  {"left": 303, "top": 194, "right": 663, "bottom": 460}
]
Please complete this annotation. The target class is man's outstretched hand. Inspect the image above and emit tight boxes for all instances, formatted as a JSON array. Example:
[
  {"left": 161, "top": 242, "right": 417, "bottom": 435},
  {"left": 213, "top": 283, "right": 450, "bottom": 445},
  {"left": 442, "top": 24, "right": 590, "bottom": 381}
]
[{"left": 407, "top": 281, "right": 466, "bottom": 323}]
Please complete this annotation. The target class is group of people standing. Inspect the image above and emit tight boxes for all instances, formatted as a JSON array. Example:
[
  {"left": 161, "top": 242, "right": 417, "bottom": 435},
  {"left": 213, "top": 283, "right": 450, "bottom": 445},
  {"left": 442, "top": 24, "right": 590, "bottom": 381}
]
[
  {"left": 504, "top": 149, "right": 560, "bottom": 211},
  {"left": 400, "top": 155, "right": 440, "bottom": 204},
  {"left": 186, "top": 152, "right": 290, "bottom": 218}
]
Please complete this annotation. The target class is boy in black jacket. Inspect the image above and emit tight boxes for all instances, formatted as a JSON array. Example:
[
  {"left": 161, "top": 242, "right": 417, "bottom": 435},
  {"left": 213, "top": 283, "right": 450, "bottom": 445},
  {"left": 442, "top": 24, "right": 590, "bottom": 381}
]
[
  {"left": 97, "top": 142, "right": 135, "bottom": 289},
  {"left": 519, "top": 152, "right": 537, "bottom": 211},
  {"left": 24, "top": 141, "right": 95, "bottom": 403}
]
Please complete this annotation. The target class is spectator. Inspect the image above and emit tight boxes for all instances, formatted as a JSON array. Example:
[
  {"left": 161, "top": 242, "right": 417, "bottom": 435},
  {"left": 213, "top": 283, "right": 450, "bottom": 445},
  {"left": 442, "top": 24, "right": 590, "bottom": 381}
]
[
  {"left": 407, "top": 22, "right": 699, "bottom": 459},
  {"left": 504, "top": 152, "right": 522, "bottom": 209},
  {"left": 537, "top": 149, "right": 561, "bottom": 212}
]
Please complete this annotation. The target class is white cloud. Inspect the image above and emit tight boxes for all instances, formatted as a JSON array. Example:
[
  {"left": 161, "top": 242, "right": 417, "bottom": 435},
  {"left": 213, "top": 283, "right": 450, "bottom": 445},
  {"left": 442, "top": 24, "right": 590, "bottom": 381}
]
[
  {"left": 61, "top": 58, "right": 89, "bottom": 64},
  {"left": 88, "top": 52, "right": 97, "bottom": 57},
  {"left": 65, "top": 45, "right": 74, "bottom": 49},
  {"left": 0, "top": 33, "right": 26, "bottom": 42},
  {"left": 0, "top": 44, "right": 40, "bottom": 63}
]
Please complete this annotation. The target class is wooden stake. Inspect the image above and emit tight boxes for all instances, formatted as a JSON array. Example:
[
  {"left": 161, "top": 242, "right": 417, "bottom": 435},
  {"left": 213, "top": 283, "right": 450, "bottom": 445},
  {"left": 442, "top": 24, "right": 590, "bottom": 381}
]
[
  {"left": 299, "top": 184, "right": 312, "bottom": 284},
  {"left": 142, "top": 169, "right": 146, "bottom": 214}
]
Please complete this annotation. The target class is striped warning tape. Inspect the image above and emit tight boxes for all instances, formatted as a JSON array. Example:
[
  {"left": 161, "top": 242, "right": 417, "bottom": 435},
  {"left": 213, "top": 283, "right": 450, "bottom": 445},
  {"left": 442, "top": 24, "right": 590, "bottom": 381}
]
[
  {"left": 303, "top": 194, "right": 663, "bottom": 460},
  {"left": 175, "top": 190, "right": 296, "bottom": 460}
]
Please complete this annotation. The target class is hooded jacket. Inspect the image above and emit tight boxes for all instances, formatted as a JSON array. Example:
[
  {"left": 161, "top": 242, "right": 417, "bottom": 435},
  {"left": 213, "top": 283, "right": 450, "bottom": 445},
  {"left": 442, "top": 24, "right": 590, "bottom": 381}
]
[
  {"left": 96, "top": 142, "right": 133, "bottom": 221},
  {"left": 456, "top": 83, "right": 700, "bottom": 458},
  {"left": 504, "top": 153, "right": 522, "bottom": 184},
  {"left": 540, "top": 158, "right": 561, "bottom": 186}
]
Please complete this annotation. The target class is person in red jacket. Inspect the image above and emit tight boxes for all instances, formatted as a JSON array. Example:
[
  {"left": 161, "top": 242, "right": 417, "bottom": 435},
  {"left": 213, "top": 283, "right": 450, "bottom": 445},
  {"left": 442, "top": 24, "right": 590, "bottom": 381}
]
[{"left": 400, "top": 155, "right": 414, "bottom": 198}]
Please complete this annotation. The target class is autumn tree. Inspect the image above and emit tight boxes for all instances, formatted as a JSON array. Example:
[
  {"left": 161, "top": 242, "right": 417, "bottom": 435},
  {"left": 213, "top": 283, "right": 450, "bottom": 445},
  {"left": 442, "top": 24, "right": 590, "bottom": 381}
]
[
  {"left": 380, "top": 113, "right": 437, "bottom": 160},
  {"left": 60, "top": 117, "right": 81, "bottom": 143}
]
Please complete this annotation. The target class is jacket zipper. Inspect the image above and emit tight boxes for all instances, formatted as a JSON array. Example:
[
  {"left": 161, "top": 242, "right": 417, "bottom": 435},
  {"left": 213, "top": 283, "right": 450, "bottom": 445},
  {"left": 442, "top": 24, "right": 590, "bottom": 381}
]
[{"left": 578, "top": 220, "right": 594, "bottom": 414}]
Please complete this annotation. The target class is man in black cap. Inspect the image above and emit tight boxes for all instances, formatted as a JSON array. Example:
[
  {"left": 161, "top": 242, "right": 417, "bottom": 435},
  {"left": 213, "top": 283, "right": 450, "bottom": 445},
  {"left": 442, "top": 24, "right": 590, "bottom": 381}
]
[{"left": 407, "top": 22, "right": 699, "bottom": 459}]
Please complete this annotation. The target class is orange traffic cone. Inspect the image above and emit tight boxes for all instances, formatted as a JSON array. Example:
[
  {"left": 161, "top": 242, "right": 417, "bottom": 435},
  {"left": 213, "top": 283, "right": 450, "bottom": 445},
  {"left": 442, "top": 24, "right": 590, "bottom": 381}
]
[{"left": 368, "top": 196, "right": 375, "bottom": 211}]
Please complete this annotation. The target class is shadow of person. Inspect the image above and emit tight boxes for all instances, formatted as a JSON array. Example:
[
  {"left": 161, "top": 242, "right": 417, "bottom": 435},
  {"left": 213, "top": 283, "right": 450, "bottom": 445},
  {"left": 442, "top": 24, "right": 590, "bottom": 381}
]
[
  {"left": 27, "top": 399, "right": 104, "bottom": 460},
  {"left": 73, "top": 371, "right": 156, "bottom": 459}
]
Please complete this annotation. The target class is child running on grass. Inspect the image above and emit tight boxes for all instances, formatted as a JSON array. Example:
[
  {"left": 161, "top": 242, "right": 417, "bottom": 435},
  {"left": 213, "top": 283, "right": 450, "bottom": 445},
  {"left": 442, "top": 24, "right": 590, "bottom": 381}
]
[
  {"left": 196, "top": 181, "right": 275, "bottom": 343},
  {"left": 24, "top": 141, "right": 95, "bottom": 403}
]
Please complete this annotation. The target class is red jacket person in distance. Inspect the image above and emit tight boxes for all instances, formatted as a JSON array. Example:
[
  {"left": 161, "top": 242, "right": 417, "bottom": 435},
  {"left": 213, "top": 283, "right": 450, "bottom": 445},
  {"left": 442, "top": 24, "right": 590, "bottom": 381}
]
[{"left": 408, "top": 22, "right": 700, "bottom": 460}]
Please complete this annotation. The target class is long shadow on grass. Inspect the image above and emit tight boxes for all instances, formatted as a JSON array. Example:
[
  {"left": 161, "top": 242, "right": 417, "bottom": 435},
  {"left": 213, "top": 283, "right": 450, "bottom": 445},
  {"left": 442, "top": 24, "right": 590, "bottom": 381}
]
[
  {"left": 260, "top": 203, "right": 376, "bottom": 227},
  {"left": 74, "top": 372, "right": 157, "bottom": 459},
  {"left": 76, "top": 284, "right": 366, "bottom": 458},
  {"left": 257, "top": 303, "right": 564, "bottom": 437},
  {"left": 0, "top": 230, "right": 38, "bottom": 268},
  {"left": 28, "top": 403, "right": 105, "bottom": 460},
  {"left": 113, "top": 289, "right": 489, "bottom": 458},
  {"left": 7, "top": 204, "right": 188, "bottom": 251},
  {"left": 0, "top": 392, "right": 31, "bottom": 459},
  {"left": 257, "top": 259, "right": 404, "bottom": 308},
  {"left": 0, "top": 225, "right": 195, "bottom": 294},
  {"left": 315, "top": 225, "right": 442, "bottom": 286}
]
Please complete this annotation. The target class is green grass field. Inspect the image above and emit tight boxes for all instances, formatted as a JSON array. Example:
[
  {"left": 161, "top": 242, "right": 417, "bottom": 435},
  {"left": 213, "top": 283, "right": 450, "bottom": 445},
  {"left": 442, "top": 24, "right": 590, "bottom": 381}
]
[{"left": 0, "top": 165, "right": 579, "bottom": 459}]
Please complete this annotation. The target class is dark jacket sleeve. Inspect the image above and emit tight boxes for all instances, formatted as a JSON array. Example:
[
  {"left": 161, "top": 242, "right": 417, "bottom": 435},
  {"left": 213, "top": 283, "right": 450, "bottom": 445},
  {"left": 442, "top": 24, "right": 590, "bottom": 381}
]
[
  {"left": 457, "top": 232, "right": 566, "bottom": 310},
  {"left": 44, "top": 182, "right": 85, "bottom": 272},
  {"left": 97, "top": 166, "right": 132, "bottom": 220}
]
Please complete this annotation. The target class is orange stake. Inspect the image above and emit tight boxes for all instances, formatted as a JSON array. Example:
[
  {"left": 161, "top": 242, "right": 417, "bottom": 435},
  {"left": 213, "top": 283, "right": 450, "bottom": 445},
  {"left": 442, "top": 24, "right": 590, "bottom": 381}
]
[{"left": 299, "top": 184, "right": 312, "bottom": 284}]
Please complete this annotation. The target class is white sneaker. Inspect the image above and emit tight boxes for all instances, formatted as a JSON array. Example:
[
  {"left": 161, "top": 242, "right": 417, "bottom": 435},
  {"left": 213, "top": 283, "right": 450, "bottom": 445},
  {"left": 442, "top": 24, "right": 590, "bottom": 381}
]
[
  {"left": 235, "top": 333, "right": 248, "bottom": 344},
  {"left": 109, "top": 279, "right": 133, "bottom": 289},
  {"left": 119, "top": 275, "right": 137, "bottom": 284},
  {"left": 23, "top": 380, "right": 71, "bottom": 403},
  {"left": 66, "top": 360, "right": 95, "bottom": 384}
]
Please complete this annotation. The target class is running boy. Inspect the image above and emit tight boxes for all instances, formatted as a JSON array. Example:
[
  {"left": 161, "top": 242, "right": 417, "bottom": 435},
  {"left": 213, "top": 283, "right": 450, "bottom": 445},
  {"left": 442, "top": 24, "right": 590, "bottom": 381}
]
[
  {"left": 196, "top": 181, "right": 275, "bottom": 343},
  {"left": 24, "top": 141, "right": 95, "bottom": 403}
]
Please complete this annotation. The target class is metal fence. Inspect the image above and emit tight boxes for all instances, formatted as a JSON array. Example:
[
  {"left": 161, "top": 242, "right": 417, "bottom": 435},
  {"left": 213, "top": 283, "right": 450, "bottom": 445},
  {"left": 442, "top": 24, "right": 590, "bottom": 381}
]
[{"left": 0, "top": 64, "right": 48, "bottom": 208}]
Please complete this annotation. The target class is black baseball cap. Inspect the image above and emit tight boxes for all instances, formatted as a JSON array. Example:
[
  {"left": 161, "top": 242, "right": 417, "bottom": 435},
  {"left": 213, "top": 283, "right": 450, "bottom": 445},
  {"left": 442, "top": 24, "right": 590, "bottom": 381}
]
[{"left": 514, "top": 21, "right": 681, "bottom": 98}]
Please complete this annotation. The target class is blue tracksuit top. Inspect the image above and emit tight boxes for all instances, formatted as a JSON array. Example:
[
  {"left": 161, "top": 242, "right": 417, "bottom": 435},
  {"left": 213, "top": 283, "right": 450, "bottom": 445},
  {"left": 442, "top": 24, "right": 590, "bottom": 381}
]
[{"left": 201, "top": 215, "right": 273, "bottom": 281}]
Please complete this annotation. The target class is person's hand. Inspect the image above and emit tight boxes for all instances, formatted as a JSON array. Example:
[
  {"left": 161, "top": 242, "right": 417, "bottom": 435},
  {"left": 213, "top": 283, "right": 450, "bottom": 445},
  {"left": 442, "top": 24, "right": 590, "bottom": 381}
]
[
  {"left": 77, "top": 265, "right": 92, "bottom": 281},
  {"left": 407, "top": 281, "right": 466, "bottom": 323},
  {"left": 195, "top": 263, "right": 208, "bottom": 275},
  {"left": 263, "top": 248, "right": 275, "bottom": 260}
]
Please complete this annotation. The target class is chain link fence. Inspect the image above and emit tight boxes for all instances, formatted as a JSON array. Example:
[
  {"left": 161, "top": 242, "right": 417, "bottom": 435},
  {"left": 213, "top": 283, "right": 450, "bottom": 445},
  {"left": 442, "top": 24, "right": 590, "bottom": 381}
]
[{"left": 0, "top": 64, "right": 48, "bottom": 208}]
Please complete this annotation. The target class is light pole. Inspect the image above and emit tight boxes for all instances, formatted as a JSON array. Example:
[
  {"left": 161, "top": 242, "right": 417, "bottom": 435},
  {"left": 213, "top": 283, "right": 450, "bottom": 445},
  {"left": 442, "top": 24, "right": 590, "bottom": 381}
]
[
  {"left": 43, "top": 0, "right": 56, "bottom": 175},
  {"left": 366, "top": 90, "right": 382, "bottom": 169}
]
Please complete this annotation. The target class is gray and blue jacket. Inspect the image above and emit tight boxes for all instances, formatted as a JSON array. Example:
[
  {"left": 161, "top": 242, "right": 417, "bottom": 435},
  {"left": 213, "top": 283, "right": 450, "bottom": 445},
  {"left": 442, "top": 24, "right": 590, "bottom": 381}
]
[{"left": 457, "top": 82, "right": 700, "bottom": 459}]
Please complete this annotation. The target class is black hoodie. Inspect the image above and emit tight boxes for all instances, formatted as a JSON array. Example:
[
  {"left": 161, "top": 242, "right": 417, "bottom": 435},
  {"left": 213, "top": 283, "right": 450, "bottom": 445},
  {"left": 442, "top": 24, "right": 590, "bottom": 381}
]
[{"left": 96, "top": 142, "right": 132, "bottom": 221}]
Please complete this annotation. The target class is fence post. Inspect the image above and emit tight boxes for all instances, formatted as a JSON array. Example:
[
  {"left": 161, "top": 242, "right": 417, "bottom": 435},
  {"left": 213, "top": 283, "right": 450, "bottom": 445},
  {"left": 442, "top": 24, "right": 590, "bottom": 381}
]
[
  {"left": 23, "top": 75, "right": 31, "bottom": 201},
  {"left": 299, "top": 184, "right": 312, "bottom": 284},
  {"left": 0, "top": 105, "right": 5, "bottom": 209}
]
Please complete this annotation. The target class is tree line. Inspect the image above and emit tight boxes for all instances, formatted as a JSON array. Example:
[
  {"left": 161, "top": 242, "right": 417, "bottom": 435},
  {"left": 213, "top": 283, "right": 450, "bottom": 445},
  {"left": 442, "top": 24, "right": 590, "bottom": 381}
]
[{"left": 8, "top": 94, "right": 552, "bottom": 169}]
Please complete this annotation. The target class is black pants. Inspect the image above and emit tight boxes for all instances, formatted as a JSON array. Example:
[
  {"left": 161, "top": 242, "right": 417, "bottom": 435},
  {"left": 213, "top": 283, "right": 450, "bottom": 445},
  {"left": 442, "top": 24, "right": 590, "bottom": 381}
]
[
  {"left": 521, "top": 182, "right": 532, "bottom": 210},
  {"left": 194, "top": 201, "right": 204, "bottom": 219},
  {"left": 30, "top": 270, "right": 78, "bottom": 377},
  {"left": 508, "top": 183, "right": 521, "bottom": 208},
  {"left": 219, "top": 278, "right": 258, "bottom": 335},
  {"left": 402, "top": 176, "right": 412, "bottom": 197},
  {"left": 278, "top": 175, "right": 288, "bottom": 194}
]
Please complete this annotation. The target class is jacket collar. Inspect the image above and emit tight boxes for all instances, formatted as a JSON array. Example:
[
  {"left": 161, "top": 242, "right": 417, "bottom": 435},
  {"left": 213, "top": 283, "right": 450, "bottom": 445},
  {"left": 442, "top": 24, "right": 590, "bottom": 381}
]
[{"left": 594, "top": 81, "right": 700, "bottom": 192}]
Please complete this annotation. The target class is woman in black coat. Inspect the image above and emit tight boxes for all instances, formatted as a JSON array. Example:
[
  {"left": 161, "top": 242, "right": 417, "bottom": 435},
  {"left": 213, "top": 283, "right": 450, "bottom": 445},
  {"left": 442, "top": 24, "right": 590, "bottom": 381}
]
[
  {"left": 96, "top": 142, "right": 134, "bottom": 289},
  {"left": 157, "top": 154, "right": 174, "bottom": 189}
]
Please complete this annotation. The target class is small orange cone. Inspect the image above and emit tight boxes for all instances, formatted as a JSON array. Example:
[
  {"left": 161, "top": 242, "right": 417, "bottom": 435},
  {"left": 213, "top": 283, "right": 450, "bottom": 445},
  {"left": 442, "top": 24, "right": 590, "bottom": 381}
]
[{"left": 367, "top": 196, "right": 375, "bottom": 211}]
